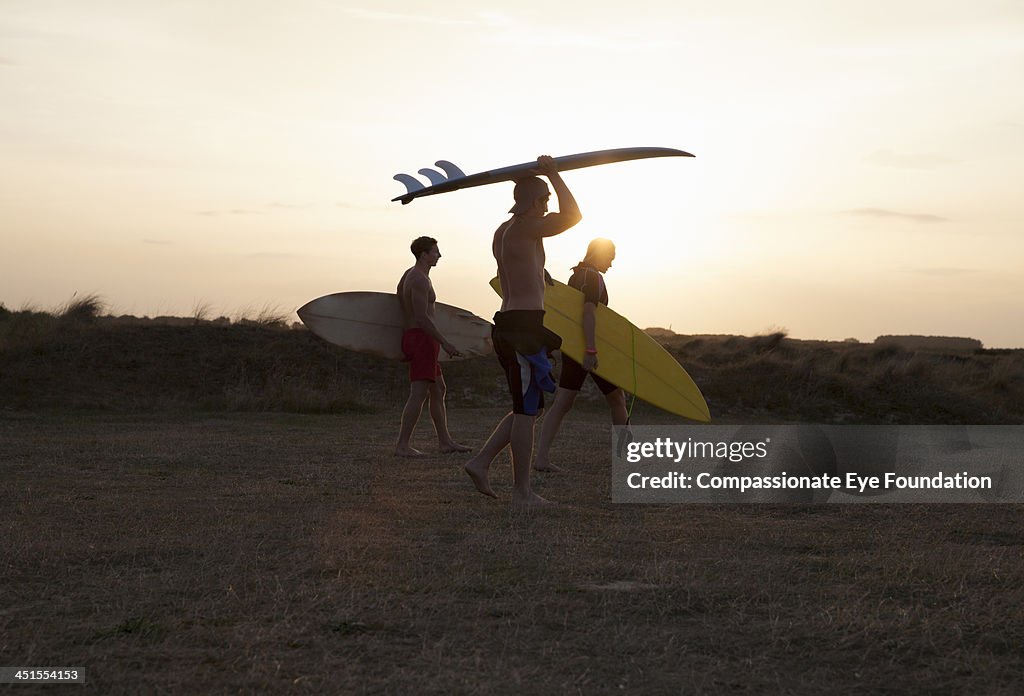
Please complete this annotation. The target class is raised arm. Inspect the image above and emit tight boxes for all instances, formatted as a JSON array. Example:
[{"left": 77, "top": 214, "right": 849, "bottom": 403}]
[{"left": 534, "top": 155, "right": 582, "bottom": 238}]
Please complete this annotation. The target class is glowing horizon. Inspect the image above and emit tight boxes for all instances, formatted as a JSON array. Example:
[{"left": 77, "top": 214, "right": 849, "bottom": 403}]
[{"left": 2, "top": 1, "right": 1022, "bottom": 347}]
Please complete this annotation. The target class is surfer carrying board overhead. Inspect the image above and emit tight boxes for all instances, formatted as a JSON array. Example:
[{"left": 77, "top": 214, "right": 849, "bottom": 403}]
[
  {"left": 395, "top": 236, "right": 472, "bottom": 458},
  {"left": 464, "top": 156, "right": 582, "bottom": 505},
  {"left": 533, "top": 239, "right": 628, "bottom": 472}
]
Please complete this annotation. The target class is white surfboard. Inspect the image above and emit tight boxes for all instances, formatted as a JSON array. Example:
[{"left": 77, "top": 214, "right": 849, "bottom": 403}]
[{"left": 297, "top": 292, "right": 492, "bottom": 361}]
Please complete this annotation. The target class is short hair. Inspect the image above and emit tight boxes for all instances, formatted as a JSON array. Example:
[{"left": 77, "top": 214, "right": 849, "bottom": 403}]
[
  {"left": 410, "top": 236, "right": 438, "bottom": 259},
  {"left": 508, "top": 177, "right": 550, "bottom": 215}
]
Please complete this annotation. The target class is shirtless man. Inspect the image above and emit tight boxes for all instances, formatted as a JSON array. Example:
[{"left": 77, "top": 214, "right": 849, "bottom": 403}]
[
  {"left": 464, "top": 156, "right": 582, "bottom": 505},
  {"left": 395, "top": 236, "right": 472, "bottom": 457},
  {"left": 533, "top": 238, "right": 628, "bottom": 472}
]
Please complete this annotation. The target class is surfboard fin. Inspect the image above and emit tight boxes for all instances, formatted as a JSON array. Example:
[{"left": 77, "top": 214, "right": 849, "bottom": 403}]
[
  {"left": 435, "top": 160, "right": 466, "bottom": 179},
  {"left": 394, "top": 160, "right": 467, "bottom": 203},
  {"left": 393, "top": 173, "right": 425, "bottom": 195},
  {"left": 417, "top": 168, "right": 448, "bottom": 186}
]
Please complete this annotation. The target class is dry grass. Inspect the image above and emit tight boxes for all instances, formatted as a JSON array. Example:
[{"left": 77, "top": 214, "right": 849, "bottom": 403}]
[
  {"left": 1, "top": 311, "right": 1022, "bottom": 424},
  {"left": 190, "top": 299, "right": 215, "bottom": 323},
  {"left": 659, "top": 333, "right": 1023, "bottom": 424},
  {"left": 1, "top": 312, "right": 1022, "bottom": 691},
  {"left": 2, "top": 410, "right": 1023, "bottom": 693},
  {"left": 57, "top": 292, "right": 106, "bottom": 323},
  {"left": 233, "top": 303, "right": 292, "bottom": 328}
]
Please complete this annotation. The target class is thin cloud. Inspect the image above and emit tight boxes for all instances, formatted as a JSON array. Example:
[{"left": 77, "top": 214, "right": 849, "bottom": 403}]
[
  {"left": 905, "top": 267, "right": 980, "bottom": 276},
  {"left": 344, "top": 8, "right": 678, "bottom": 52},
  {"left": 194, "top": 209, "right": 260, "bottom": 217},
  {"left": 843, "top": 208, "right": 949, "bottom": 224},
  {"left": 493, "top": 22, "right": 680, "bottom": 52},
  {"left": 244, "top": 252, "right": 299, "bottom": 260},
  {"left": 343, "top": 8, "right": 492, "bottom": 27},
  {"left": 0, "top": 20, "right": 59, "bottom": 40},
  {"left": 336, "top": 201, "right": 397, "bottom": 212},
  {"left": 866, "top": 149, "right": 957, "bottom": 170},
  {"left": 266, "top": 202, "right": 312, "bottom": 210}
]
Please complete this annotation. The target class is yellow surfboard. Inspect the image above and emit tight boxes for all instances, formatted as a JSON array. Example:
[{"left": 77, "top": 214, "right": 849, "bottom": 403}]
[{"left": 490, "top": 277, "right": 710, "bottom": 422}]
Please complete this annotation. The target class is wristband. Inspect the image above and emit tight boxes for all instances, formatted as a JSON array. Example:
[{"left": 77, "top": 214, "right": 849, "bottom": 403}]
[{"left": 585, "top": 348, "right": 598, "bottom": 354}]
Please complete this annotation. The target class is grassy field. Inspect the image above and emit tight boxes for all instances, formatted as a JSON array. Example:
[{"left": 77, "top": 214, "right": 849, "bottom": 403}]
[
  {"left": 3, "top": 408, "right": 1024, "bottom": 694},
  {"left": 2, "top": 307, "right": 1023, "bottom": 692}
]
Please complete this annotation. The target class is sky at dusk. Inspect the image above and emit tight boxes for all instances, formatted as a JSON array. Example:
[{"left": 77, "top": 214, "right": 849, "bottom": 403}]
[{"left": 2, "top": 1, "right": 1022, "bottom": 346}]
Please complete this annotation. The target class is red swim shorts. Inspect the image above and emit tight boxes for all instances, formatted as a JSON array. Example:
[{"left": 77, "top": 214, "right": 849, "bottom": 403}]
[{"left": 401, "top": 328, "right": 442, "bottom": 382}]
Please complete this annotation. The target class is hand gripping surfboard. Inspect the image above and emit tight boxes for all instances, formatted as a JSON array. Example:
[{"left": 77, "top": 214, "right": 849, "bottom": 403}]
[{"left": 392, "top": 146, "right": 694, "bottom": 205}]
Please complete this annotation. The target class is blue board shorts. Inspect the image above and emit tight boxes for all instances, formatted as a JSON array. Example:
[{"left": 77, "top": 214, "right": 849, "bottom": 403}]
[{"left": 492, "top": 310, "right": 561, "bottom": 415}]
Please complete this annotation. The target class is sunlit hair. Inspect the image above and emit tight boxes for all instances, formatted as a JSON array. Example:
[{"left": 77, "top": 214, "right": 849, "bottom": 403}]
[
  {"left": 583, "top": 238, "right": 615, "bottom": 265},
  {"left": 410, "top": 236, "right": 438, "bottom": 259}
]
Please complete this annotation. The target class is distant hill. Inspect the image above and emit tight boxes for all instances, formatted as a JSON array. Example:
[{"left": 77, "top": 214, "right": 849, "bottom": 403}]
[
  {"left": 875, "top": 335, "right": 984, "bottom": 352},
  {"left": 2, "top": 308, "right": 1021, "bottom": 423}
]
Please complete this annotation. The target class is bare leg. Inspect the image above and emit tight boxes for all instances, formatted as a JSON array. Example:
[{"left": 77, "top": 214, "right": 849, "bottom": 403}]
[
  {"left": 606, "top": 389, "right": 628, "bottom": 426},
  {"left": 533, "top": 388, "right": 578, "bottom": 472},
  {"left": 429, "top": 375, "right": 471, "bottom": 453},
  {"left": 395, "top": 381, "right": 430, "bottom": 457},
  {"left": 510, "top": 414, "right": 554, "bottom": 506},
  {"left": 464, "top": 412, "right": 514, "bottom": 498}
]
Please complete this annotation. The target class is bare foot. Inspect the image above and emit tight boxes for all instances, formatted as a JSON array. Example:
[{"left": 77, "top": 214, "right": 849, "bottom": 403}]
[
  {"left": 394, "top": 446, "right": 428, "bottom": 458},
  {"left": 464, "top": 457, "right": 497, "bottom": 499},
  {"left": 511, "top": 491, "right": 556, "bottom": 507},
  {"left": 440, "top": 441, "right": 473, "bottom": 454},
  {"left": 533, "top": 460, "right": 566, "bottom": 473}
]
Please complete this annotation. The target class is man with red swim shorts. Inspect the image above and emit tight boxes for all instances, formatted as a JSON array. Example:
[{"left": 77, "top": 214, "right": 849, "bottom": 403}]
[
  {"left": 395, "top": 237, "right": 472, "bottom": 458},
  {"left": 401, "top": 328, "right": 441, "bottom": 382},
  {"left": 463, "top": 156, "right": 583, "bottom": 506}
]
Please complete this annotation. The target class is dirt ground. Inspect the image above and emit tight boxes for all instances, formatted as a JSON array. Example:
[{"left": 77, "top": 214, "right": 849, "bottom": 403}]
[{"left": 2, "top": 408, "right": 1023, "bottom": 694}]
